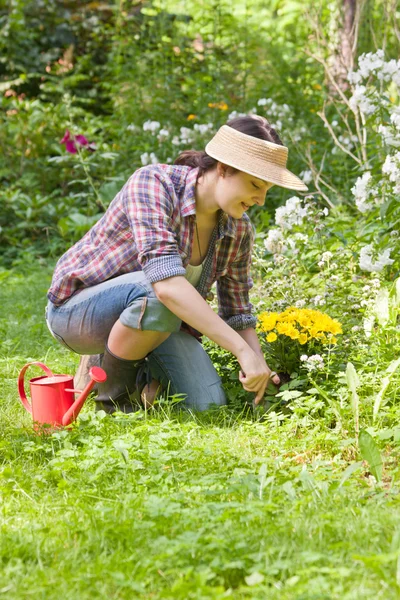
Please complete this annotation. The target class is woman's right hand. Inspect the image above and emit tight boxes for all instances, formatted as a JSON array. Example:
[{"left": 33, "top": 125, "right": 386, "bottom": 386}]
[{"left": 237, "top": 348, "right": 279, "bottom": 404}]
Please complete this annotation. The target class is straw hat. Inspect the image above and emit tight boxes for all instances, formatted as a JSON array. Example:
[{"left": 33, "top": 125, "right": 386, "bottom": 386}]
[{"left": 205, "top": 125, "right": 308, "bottom": 191}]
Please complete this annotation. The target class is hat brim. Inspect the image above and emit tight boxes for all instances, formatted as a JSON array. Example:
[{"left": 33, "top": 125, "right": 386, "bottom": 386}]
[{"left": 205, "top": 143, "right": 308, "bottom": 192}]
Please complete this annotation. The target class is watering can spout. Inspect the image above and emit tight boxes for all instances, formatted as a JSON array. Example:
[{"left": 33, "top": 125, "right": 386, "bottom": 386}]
[{"left": 62, "top": 366, "right": 107, "bottom": 426}]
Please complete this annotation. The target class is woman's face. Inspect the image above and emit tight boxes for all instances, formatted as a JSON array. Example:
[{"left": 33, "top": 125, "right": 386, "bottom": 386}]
[{"left": 215, "top": 164, "right": 274, "bottom": 219}]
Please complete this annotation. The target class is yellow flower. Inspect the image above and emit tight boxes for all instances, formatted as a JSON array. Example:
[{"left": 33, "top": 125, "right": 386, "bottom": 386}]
[
  {"left": 276, "top": 322, "right": 294, "bottom": 337},
  {"left": 266, "top": 332, "right": 277, "bottom": 342},
  {"left": 208, "top": 101, "right": 229, "bottom": 110},
  {"left": 258, "top": 312, "right": 278, "bottom": 332},
  {"left": 187, "top": 114, "right": 197, "bottom": 120},
  {"left": 287, "top": 327, "right": 300, "bottom": 340},
  {"left": 298, "top": 333, "right": 308, "bottom": 345}
]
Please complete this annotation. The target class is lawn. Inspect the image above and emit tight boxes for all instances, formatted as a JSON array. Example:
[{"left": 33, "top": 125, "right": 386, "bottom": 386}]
[{"left": 1, "top": 268, "right": 400, "bottom": 599}]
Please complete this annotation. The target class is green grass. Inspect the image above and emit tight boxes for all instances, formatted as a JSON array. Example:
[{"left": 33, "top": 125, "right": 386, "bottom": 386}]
[{"left": 1, "top": 268, "right": 400, "bottom": 599}]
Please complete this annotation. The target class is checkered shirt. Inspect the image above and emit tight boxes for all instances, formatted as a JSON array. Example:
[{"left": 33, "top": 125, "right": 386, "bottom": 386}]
[{"left": 47, "top": 164, "right": 257, "bottom": 332}]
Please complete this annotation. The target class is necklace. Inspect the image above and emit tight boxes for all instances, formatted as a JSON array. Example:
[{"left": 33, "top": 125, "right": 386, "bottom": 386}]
[{"left": 195, "top": 220, "right": 203, "bottom": 262}]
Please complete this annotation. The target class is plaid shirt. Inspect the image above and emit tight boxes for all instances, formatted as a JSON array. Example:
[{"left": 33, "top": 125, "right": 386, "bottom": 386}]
[{"left": 48, "top": 164, "right": 257, "bottom": 332}]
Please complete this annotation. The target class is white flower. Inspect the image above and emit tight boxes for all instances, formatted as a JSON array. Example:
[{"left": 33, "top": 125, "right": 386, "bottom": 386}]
[
  {"left": 264, "top": 228, "right": 286, "bottom": 254},
  {"left": 295, "top": 299, "right": 306, "bottom": 308},
  {"left": 332, "top": 120, "right": 338, "bottom": 127},
  {"left": 140, "top": 152, "right": 158, "bottom": 166},
  {"left": 127, "top": 123, "right": 139, "bottom": 132},
  {"left": 257, "top": 98, "right": 269, "bottom": 106},
  {"left": 351, "top": 171, "right": 374, "bottom": 213},
  {"left": 193, "top": 123, "right": 213, "bottom": 135},
  {"left": 322, "top": 251, "right": 333, "bottom": 262},
  {"left": 390, "top": 111, "right": 400, "bottom": 131},
  {"left": 143, "top": 120, "right": 161, "bottom": 133},
  {"left": 227, "top": 110, "right": 248, "bottom": 120},
  {"left": 378, "top": 124, "right": 400, "bottom": 148},
  {"left": 359, "top": 244, "right": 394, "bottom": 272},
  {"left": 349, "top": 85, "right": 376, "bottom": 115},
  {"left": 157, "top": 128, "right": 170, "bottom": 141},
  {"left": 275, "top": 197, "right": 308, "bottom": 230},
  {"left": 301, "top": 354, "right": 325, "bottom": 371},
  {"left": 179, "top": 127, "right": 195, "bottom": 144},
  {"left": 293, "top": 233, "right": 309, "bottom": 243},
  {"left": 312, "top": 295, "right": 326, "bottom": 306},
  {"left": 299, "top": 170, "right": 313, "bottom": 184},
  {"left": 382, "top": 152, "right": 400, "bottom": 192},
  {"left": 322, "top": 207, "right": 329, "bottom": 216}
]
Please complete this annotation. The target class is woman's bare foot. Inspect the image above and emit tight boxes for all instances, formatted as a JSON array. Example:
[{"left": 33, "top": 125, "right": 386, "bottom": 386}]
[{"left": 141, "top": 379, "right": 161, "bottom": 409}]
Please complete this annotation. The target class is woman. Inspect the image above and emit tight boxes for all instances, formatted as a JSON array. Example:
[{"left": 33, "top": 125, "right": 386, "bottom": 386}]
[{"left": 46, "top": 115, "right": 308, "bottom": 413}]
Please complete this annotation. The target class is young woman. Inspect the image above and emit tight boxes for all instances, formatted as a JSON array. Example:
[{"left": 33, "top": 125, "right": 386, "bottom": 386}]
[{"left": 46, "top": 115, "right": 308, "bottom": 413}]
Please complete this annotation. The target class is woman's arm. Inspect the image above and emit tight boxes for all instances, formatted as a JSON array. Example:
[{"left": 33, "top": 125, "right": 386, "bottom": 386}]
[{"left": 153, "top": 276, "right": 270, "bottom": 403}]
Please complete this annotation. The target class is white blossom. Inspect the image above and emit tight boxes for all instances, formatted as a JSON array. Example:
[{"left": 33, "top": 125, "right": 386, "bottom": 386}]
[
  {"left": 359, "top": 244, "right": 394, "bottom": 272},
  {"left": 157, "top": 128, "right": 170, "bottom": 141},
  {"left": 312, "top": 295, "right": 326, "bottom": 306},
  {"left": 382, "top": 152, "right": 400, "bottom": 193},
  {"left": 378, "top": 124, "right": 400, "bottom": 148},
  {"left": 193, "top": 123, "right": 213, "bottom": 135},
  {"left": 348, "top": 50, "right": 400, "bottom": 88},
  {"left": 143, "top": 120, "right": 161, "bottom": 133},
  {"left": 299, "top": 170, "right": 313, "bottom": 184},
  {"left": 295, "top": 299, "right": 306, "bottom": 308},
  {"left": 140, "top": 152, "right": 158, "bottom": 166},
  {"left": 264, "top": 229, "right": 286, "bottom": 254},
  {"left": 275, "top": 197, "right": 308, "bottom": 230},
  {"left": 349, "top": 85, "right": 376, "bottom": 115},
  {"left": 293, "top": 233, "right": 309, "bottom": 243},
  {"left": 300, "top": 354, "right": 325, "bottom": 372},
  {"left": 351, "top": 171, "right": 375, "bottom": 213}
]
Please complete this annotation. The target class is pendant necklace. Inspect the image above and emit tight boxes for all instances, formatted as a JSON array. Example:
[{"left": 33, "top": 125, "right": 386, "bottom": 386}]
[{"left": 195, "top": 220, "right": 203, "bottom": 262}]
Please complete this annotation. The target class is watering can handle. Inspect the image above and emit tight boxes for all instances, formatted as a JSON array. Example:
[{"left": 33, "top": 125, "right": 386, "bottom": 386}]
[{"left": 18, "top": 362, "right": 54, "bottom": 414}]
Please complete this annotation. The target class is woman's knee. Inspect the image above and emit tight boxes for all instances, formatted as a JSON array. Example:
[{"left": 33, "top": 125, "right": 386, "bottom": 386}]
[{"left": 147, "top": 331, "right": 227, "bottom": 411}]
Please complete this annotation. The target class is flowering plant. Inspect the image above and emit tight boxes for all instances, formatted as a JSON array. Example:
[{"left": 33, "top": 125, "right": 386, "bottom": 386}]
[{"left": 258, "top": 307, "right": 343, "bottom": 376}]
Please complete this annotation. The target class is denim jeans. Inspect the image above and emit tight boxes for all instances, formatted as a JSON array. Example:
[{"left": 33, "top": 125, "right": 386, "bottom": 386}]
[{"left": 45, "top": 272, "right": 226, "bottom": 411}]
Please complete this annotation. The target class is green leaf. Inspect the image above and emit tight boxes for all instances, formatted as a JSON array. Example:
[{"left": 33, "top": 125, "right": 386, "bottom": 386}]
[
  {"left": 338, "top": 461, "right": 363, "bottom": 488},
  {"left": 373, "top": 358, "right": 400, "bottom": 421},
  {"left": 358, "top": 429, "right": 383, "bottom": 482},
  {"left": 374, "top": 289, "right": 390, "bottom": 326},
  {"left": 245, "top": 572, "right": 264, "bottom": 586},
  {"left": 346, "top": 362, "right": 359, "bottom": 434}
]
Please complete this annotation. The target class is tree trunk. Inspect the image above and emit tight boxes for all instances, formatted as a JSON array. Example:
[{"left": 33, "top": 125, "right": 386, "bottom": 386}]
[{"left": 329, "top": 0, "right": 358, "bottom": 92}]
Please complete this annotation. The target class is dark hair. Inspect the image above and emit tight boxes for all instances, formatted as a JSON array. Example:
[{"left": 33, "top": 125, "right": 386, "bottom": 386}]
[{"left": 174, "top": 115, "right": 283, "bottom": 177}]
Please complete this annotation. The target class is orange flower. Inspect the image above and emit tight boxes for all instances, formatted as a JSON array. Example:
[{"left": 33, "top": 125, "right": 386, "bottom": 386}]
[{"left": 208, "top": 101, "right": 229, "bottom": 110}]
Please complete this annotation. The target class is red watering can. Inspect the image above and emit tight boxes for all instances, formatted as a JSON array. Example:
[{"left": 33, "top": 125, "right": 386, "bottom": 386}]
[{"left": 18, "top": 361, "right": 107, "bottom": 428}]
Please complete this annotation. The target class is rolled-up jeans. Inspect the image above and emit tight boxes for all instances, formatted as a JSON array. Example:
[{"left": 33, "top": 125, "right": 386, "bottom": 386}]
[{"left": 45, "top": 272, "right": 227, "bottom": 411}]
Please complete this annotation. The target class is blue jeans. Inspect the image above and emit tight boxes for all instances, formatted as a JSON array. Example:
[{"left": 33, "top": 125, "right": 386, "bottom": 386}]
[{"left": 45, "top": 272, "right": 227, "bottom": 411}]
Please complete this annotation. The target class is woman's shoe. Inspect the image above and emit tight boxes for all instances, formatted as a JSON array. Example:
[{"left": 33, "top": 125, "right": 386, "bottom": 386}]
[{"left": 95, "top": 345, "right": 151, "bottom": 414}]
